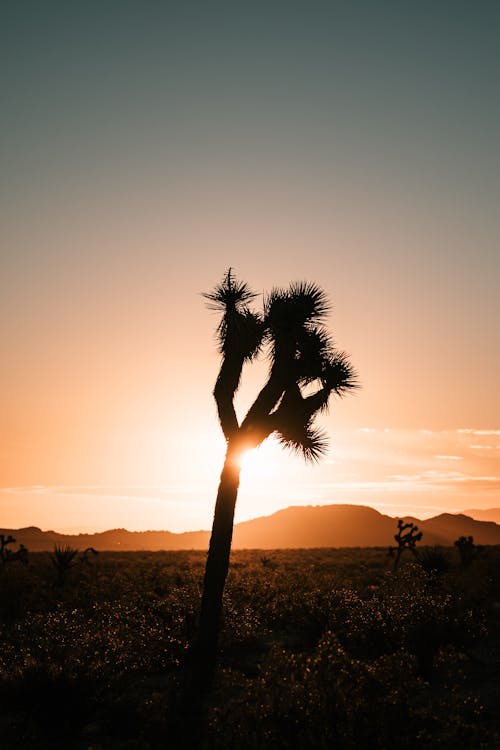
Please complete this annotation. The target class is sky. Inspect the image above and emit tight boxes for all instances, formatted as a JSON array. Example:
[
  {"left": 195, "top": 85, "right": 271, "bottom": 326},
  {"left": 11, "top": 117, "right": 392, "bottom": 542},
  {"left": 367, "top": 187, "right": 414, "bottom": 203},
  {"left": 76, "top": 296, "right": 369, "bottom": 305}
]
[{"left": 1, "top": 1, "right": 499, "bottom": 533}]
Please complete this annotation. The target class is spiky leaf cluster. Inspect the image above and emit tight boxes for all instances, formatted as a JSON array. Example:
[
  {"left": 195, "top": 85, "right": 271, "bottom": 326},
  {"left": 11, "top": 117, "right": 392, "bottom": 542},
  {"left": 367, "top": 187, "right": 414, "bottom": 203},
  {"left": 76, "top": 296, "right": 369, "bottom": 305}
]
[
  {"left": 204, "top": 268, "right": 263, "bottom": 362},
  {"left": 205, "top": 270, "right": 358, "bottom": 460}
]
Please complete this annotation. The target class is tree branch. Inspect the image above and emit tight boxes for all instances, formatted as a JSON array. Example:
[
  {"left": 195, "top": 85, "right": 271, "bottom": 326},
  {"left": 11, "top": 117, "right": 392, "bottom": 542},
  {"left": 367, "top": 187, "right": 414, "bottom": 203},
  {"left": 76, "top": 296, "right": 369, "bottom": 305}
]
[
  {"left": 213, "top": 355, "right": 243, "bottom": 441},
  {"left": 240, "top": 365, "right": 287, "bottom": 431}
]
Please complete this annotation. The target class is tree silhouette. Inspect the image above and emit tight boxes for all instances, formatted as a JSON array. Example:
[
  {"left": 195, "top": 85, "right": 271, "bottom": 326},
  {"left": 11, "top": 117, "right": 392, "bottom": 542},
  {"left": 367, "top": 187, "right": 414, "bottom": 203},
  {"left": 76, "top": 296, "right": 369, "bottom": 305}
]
[
  {"left": 190, "top": 269, "right": 357, "bottom": 694},
  {"left": 388, "top": 519, "right": 423, "bottom": 571}
]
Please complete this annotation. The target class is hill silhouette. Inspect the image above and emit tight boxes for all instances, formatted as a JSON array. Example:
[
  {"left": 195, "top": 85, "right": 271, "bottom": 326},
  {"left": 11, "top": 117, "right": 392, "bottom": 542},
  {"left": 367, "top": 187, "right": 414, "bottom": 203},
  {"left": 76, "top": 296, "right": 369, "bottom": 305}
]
[
  {"left": 461, "top": 507, "right": 500, "bottom": 525},
  {"left": 0, "top": 525, "right": 210, "bottom": 552},
  {"left": 3, "top": 504, "right": 500, "bottom": 551},
  {"left": 420, "top": 513, "right": 500, "bottom": 545},
  {"left": 232, "top": 504, "right": 404, "bottom": 548}
]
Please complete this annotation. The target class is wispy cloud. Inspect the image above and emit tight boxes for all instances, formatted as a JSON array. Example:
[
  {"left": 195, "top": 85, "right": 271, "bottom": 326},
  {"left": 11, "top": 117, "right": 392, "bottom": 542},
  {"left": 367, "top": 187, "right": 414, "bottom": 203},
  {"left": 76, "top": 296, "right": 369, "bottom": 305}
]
[
  {"left": 469, "top": 444, "right": 500, "bottom": 450},
  {"left": 0, "top": 485, "right": 195, "bottom": 500},
  {"left": 457, "top": 429, "right": 500, "bottom": 436},
  {"left": 387, "top": 470, "right": 500, "bottom": 492}
]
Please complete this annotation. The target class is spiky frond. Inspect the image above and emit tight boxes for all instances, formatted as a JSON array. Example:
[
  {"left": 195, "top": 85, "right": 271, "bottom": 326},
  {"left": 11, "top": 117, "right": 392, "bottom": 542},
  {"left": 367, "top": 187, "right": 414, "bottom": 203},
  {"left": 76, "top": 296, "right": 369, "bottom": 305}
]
[
  {"left": 50, "top": 545, "right": 79, "bottom": 572},
  {"left": 205, "top": 270, "right": 264, "bottom": 362},
  {"left": 216, "top": 308, "right": 264, "bottom": 361},
  {"left": 276, "top": 423, "right": 329, "bottom": 462},
  {"left": 287, "top": 281, "right": 330, "bottom": 323},
  {"left": 294, "top": 326, "right": 334, "bottom": 383},
  {"left": 322, "top": 351, "right": 359, "bottom": 396},
  {"left": 264, "top": 281, "right": 329, "bottom": 331},
  {"left": 263, "top": 287, "right": 293, "bottom": 337},
  {"left": 264, "top": 283, "right": 333, "bottom": 377},
  {"left": 204, "top": 268, "right": 257, "bottom": 312},
  {"left": 206, "top": 271, "right": 266, "bottom": 440},
  {"left": 271, "top": 384, "right": 329, "bottom": 462}
]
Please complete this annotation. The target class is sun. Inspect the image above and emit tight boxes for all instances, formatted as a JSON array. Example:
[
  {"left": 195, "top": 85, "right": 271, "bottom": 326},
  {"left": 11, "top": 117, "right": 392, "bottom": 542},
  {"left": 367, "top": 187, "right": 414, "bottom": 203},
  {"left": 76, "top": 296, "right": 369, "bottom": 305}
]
[
  {"left": 230, "top": 436, "right": 304, "bottom": 523},
  {"left": 237, "top": 442, "right": 277, "bottom": 478}
]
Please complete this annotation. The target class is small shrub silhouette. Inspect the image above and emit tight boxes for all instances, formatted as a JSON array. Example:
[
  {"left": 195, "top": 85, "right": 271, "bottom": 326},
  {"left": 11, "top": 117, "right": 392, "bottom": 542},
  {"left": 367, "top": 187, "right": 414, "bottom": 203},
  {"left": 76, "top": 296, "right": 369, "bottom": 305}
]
[
  {"left": 0, "top": 534, "right": 28, "bottom": 566},
  {"left": 80, "top": 546, "right": 99, "bottom": 565},
  {"left": 418, "top": 547, "right": 449, "bottom": 577},
  {"left": 50, "top": 545, "right": 79, "bottom": 585},
  {"left": 0, "top": 534, "right": 16, "bottom": 563},
  {"left": 454, "top": 535, "right": 477, "bottom": 567},
  {"left": 388, "top": 520, "right": 423, "bottom": 570}
]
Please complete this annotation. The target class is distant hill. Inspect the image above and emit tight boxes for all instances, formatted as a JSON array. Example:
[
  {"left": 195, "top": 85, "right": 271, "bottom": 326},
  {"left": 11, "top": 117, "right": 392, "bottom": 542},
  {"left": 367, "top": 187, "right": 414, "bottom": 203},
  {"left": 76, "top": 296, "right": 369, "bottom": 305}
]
[
  {"left": 233, "top": 504, "right": 409, "bottom": 548},
  {"left": 420, "top": 513, "right": 500, "bottom": 546},
  {"left": 233, "top": 506, "right": 500, "bottom": 547},
  {"left": 461, "top": 508, "right": 500, "bottom": 525},
  {"left": 3, "top": 504, "right": 500, "bottom": 551},
  {"left": 0, "top": 525, "right": 210, "bottom": 552}
]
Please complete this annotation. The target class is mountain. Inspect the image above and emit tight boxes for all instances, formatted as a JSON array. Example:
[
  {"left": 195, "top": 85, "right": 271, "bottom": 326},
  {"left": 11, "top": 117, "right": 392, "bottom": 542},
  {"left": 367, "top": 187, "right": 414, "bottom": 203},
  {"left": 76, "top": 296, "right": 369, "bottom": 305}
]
[
  {"left": 461, "top": 508, "right": 500, "bottom": 525},
  {"left": 3, "top": 504, "right": 500, "bottom": 551},
  {"left": 0, "top": 525, "right": 209, "bottom": 552},
  {"left": 233, "top": 504, "right": 409, "bottom": 548},
  {"left": 419, "top": 513, "right": 500, "bottom": 546},
  {"left": 234, "top": 506, "right": 500, "bottom": 547}
]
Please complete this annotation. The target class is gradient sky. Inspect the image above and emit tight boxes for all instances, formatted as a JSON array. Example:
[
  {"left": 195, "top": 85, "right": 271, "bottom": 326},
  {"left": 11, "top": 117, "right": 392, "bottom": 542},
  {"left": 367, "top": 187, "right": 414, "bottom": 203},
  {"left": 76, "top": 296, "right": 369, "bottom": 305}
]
[{"left": 1, "top": 1, "right": 499, "bottom": 532}]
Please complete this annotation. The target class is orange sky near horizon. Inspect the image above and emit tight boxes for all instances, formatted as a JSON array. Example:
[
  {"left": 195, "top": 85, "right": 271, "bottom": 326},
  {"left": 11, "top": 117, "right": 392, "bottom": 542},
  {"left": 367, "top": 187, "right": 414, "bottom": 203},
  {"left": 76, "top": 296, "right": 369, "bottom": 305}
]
[{"left": 1, "top": 2, "right": 499, "bottom": 533}]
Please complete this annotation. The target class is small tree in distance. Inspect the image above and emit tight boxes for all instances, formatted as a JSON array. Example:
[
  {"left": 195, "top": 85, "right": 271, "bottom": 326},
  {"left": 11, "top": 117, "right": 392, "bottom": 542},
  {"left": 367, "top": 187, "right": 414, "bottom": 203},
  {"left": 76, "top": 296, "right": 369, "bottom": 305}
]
[
  {"left": 388, "top": 519, "right": 423, "bottom": 571},
  {"left": 191, "top": 269, "right": 357, "bottom": 695},
  {"left": 454, "top": 535, "right": 478, "bottom": 567}
]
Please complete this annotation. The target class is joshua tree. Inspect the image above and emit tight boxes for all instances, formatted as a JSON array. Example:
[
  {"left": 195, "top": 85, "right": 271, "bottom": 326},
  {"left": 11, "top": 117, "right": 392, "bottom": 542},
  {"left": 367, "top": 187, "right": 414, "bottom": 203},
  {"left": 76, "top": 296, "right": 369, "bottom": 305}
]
[
  {"left": 80, "top": 546, "right": 99, "bottom": 564},
  {"left": 191, "top": 270, "right": 357, "bottom": 693},
  {"left": 454, "top": 535, "right": 477, "bottom": 567},
  {"left": 0, "top": 534, "right": 28, "bottom": 566},
  {"left": 388, "top": 519, "right": 423, "bottom": 571},
  {"left": 0, "top": 534, "right": 17, "bottom": 564}
]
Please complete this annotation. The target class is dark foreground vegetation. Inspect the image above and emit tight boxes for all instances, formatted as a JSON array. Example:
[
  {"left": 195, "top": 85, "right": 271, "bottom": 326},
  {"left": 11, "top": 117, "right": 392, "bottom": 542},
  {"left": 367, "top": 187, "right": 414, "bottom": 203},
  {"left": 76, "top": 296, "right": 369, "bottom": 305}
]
[{"left": 1, "top": 546, "right": 499, "bottom": 749}]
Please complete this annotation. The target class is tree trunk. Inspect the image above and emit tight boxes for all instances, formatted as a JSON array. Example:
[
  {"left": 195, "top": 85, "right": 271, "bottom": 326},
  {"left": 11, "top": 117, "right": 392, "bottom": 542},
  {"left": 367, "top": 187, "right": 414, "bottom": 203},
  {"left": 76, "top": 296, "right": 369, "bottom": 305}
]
[
  {"left": 173, "top": 450, "right": 241, "bottom": 747},
  {"left": 191, "top": 448, "right": 240, "bottom": 691}
]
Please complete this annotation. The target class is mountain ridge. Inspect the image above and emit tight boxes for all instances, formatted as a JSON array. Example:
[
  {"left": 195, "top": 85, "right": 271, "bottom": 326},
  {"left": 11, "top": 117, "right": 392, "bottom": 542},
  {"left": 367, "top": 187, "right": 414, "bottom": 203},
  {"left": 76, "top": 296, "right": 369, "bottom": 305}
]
[
  {"left": 461, "top": 507, "right": 500, "bottom": 525},
  {"left": 2, "top": 504, "right": 500, "bottom": 551}
]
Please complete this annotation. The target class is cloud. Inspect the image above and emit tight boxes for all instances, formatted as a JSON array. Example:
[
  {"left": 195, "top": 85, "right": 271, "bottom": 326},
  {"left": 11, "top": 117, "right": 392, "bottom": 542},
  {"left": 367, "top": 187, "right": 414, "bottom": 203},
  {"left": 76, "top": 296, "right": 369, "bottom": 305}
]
[
  {"left": 312, "top": 479, "right": 431, "bottom": 494},
  {"left": 434, "top": 455, "right": 463, "bottom": 461},
  {"left": 0, "top": 485, "right": 52, "bottom": 494},
  {"left": 457, "top": 429, "right": 500, "bottom": 436},
  {"left": 424, "top": 470, "right": 467, "bottom": 480},
  {"left": 0, "top": 485, "right": 195, "bottom": 501},
  {"left": 388, "top": 474, "right": 423, "bottom": 482},
  {"left": 469, "top": 444, "right": 500, "bottom": 450},
  {"left": 358, "top": 427, "right": 392, "bottom": 434}
]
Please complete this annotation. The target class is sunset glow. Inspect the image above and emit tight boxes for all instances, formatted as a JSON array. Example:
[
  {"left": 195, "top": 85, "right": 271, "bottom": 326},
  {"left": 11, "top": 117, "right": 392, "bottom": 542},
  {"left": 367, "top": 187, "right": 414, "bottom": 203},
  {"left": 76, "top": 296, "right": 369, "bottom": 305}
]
[{"left": 2, "top": 3, "right": 499, "bottom": 533}]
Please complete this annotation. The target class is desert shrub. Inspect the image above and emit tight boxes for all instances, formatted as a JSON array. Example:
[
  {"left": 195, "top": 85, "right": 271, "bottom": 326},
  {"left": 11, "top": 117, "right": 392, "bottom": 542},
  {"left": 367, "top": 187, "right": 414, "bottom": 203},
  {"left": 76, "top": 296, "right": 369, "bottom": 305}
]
[
  {"left": 374, "top": 565, "right": 485, "bottom": 677},
  {"left": 455, "top": 536, "right": 478, "bottom": 568},
  {"left": 0, "top": 564, "right": 41, "bottom": 623},
  {"left": 0, "top": 547, "right": 497, "bottom": 749},
  {"left": 418, "top": 547, "right": 450, "bottom": 577},
  {"left": 210, "top": 627, "right": 493, "bottom": 750},
  {"left": 50, "top": 545, "right": 80, "bottom": 586},
  {"left": 209, "top": 635, "right": 422, "bottom": 750},
  {"left": 0, "top": 534, "right": 28, "bottom": 565},
  {"left": 0, "top": 601, "right": 187, "bottom": 685},
  {"left": 0, "top": 664, "right": 96, "bottom": 748}
]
